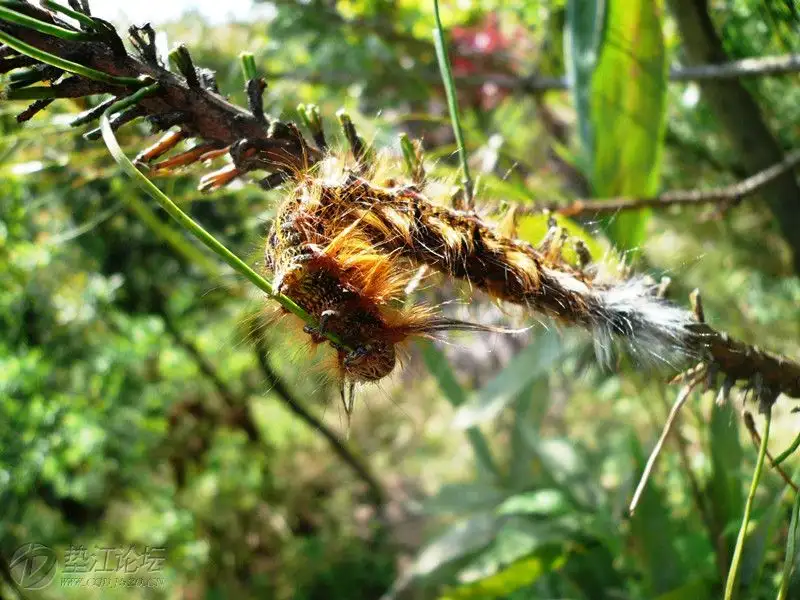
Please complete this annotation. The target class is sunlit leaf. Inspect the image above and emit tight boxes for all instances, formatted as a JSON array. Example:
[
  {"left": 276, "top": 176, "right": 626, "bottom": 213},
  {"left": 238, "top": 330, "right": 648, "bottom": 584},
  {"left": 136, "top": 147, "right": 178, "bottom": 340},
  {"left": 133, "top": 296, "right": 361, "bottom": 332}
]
[
  {"left": 517, "top": 213, "right": 612, "bottom": 267},
  {"left": 442, "top": 547, "right": 567, "bottom": 599},
  {"left": 565, "top": 0, "right": 605, "bottom": 162}
]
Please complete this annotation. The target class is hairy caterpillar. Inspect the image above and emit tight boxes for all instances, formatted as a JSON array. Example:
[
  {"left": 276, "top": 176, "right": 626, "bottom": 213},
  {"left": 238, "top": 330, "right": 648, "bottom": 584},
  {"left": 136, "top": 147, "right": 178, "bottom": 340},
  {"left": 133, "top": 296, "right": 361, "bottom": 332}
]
[
  {"left": 264, "top": 185, "right": 504, "bottom": 388},
  {"left": 265, "top": 151, "right": 699, "bottom": 377}
]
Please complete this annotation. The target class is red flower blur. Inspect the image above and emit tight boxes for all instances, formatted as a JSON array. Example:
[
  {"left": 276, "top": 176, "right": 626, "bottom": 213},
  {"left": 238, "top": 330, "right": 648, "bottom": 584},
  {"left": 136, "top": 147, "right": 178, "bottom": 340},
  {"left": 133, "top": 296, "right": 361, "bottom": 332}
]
[{"left": 449, "top": 13, "right": 523, "bottom": 110}]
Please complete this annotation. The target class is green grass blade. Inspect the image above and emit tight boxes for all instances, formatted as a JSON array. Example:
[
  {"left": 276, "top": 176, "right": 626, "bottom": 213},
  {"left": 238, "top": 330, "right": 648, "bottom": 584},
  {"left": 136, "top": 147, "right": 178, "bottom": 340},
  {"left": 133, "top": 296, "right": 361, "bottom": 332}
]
[
  {"left": 431, "top": 0, "right": 473, "bottom": 205},
  {"left": 724, "top": 410, "right": 772, "bottom": 600}
]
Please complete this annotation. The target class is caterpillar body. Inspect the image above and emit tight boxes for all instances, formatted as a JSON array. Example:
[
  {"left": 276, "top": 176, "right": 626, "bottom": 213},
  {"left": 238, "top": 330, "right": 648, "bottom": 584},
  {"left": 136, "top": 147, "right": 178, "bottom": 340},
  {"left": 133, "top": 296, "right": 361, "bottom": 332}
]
[
  {"left": 265, "top": 177, "right": 502, "bottom": 384},
  {"left": 265, "top": 153, "right": 699, "bottom": 386}
]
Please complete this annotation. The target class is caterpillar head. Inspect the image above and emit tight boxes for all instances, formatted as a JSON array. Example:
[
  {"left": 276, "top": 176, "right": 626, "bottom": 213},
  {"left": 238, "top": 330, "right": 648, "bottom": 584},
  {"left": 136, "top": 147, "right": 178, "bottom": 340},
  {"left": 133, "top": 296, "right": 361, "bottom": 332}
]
[{"left": 338, "top": 340, "right": 397, "bottom": 382}]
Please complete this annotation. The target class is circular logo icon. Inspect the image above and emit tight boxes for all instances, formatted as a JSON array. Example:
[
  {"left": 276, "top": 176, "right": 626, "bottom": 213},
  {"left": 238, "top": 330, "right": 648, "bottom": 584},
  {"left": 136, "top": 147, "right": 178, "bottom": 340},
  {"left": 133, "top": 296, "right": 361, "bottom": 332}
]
[{"left": 9, "top": 543, "right": 57, "bottom": 590}]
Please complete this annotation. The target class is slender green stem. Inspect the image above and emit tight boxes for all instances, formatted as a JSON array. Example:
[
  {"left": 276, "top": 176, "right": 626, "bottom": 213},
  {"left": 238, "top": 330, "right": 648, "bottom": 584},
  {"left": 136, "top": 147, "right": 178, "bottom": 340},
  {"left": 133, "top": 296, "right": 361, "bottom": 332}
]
[
  {"left": 0, "top": 3, "right": 93, "bottom": 40},
  {"left": 98, "top": 87, "right": 343, "bottom": 347},
  {"left": 0, "top": 28, "right": 142, "bottom": 86},
  {"left": 775, "top": 430, "right": 800, "bottom": 466},
  {"left": 725, "top": 409, "right": 772, "bottom": 600},
  {"left": 41, "top": 0, "right": 98, "bottom": 30},
  {"left": 777, "top": 488, "right": 800, "bottom": 600},
  {"left": 432, "top": 0, "right": 473, "bottom": 206}
]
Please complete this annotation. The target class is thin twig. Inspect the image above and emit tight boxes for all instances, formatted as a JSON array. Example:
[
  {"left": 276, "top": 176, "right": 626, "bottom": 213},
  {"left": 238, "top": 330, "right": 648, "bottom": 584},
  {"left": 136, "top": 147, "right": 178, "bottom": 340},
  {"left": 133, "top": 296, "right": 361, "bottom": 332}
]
[
  {"left": 533, "top": 149, "right": 800, "bottom": 217},
  {"left": 160, "top": 304, "right": 260, "bottom": 443},
  {"left": 488, "top": 54, "right": 800, "bottom": 92},
  {"left": 253, "top": 342, "right": 387, "bottom": 511},
  {"left": 667, "top": 392, "right": 724, "bottom": 571},
  {"left": 724, "top": 408, "right": 772, "bottom": 600},
  {"left": 743, "top": 411, "right": 799, "bottom": 492},
  {"left": 630, "top": 373, "right": 704, "bottom": 514}
]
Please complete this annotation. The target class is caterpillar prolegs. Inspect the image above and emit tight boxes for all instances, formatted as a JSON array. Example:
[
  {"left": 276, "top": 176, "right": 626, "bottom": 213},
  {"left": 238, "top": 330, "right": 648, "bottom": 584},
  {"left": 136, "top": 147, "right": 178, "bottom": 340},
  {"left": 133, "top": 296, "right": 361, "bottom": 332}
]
[{"left": 264, "top": 152, "right": 699, "bottom": 394}]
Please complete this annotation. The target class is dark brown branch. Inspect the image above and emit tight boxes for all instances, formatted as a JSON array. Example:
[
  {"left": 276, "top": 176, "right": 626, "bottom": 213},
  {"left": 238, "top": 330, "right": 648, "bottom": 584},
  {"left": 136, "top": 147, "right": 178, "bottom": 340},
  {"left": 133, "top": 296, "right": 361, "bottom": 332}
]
[
  {"left": 689, "top": 323, "right": 800, "bottom": 400},
  {"left": 160, "top": 307, "right": 261, "bottom": 443},
  {"left": 534, "top": 149, "right": 800, "bottom": 217},
  {"left": 0, "top": 2, "right": 319, "bottom": 174},
  {"left": 253, "top": 342, "right": 387, "bottom": 510}
]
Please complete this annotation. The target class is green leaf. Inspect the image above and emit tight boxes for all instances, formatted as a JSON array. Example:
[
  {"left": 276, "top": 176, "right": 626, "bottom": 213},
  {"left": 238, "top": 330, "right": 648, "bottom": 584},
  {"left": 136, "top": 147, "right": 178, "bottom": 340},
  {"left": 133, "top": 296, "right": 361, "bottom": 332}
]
[
  {"left": 567, "top": 0, "right": 668, "bottom": 250},
  {"left": 453, "top": 332, "right": 569, "bottom": 429},
  {"left": 508, "top": 380, "right": 542, "bottom": 488},
  {"left": 779, "top": 486, "right": 800, "bottom": 599},
  {"left": 565, "top": 0, "right": 606, "bottom": 161},
  {"left": 654, "top": 578, "right": 712, "bottom": 600},
  {"left": 420, "top": 339, "right": 468, "bottom": 407},
  {"left": 440, "top": 549, "right": 567, "bottom": 600},
  {"left": 740, "top": 485, "right": 787, "bottom": 592},
  {"left": 592, "top": 0, "right": 666, "bottom": 249}
]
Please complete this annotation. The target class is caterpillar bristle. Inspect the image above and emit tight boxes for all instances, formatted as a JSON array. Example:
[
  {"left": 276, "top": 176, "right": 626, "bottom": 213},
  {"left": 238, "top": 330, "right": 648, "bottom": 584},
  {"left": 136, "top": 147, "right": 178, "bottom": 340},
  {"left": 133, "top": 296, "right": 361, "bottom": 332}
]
[{"left": 264, "top": 176, "right": 504, "bottom": 386}]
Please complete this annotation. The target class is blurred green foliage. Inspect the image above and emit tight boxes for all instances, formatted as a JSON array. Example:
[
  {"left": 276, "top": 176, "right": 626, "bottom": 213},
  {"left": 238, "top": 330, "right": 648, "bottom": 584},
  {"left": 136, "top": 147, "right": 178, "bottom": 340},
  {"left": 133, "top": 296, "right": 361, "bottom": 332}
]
[{"left": 1, "top": 0, "right": 799, "bottom": 599}]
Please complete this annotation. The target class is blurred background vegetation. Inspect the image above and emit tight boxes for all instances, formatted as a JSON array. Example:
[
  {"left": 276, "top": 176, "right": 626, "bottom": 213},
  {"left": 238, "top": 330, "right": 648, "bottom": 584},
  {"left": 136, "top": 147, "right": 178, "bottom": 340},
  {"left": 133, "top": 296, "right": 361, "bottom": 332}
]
[{"left": 1, "top": 0, "right": 799, "bottom": 598}]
